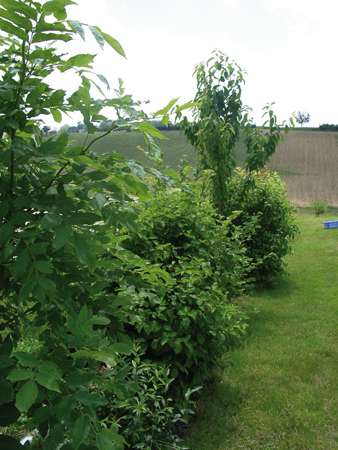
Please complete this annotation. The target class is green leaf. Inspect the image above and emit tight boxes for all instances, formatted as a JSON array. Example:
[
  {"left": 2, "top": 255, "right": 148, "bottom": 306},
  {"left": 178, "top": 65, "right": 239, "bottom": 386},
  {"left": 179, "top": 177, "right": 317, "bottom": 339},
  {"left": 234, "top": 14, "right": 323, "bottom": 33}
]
[
  {"left": 95, "top": 27, "right": 126, "bottom": 58},
  {"left": 57, "top": 395, "right": 77, "bottom": 422},
  {"left": 42, "top": 0, "right": 76, "bottom": 16},
  {"left": 73, "top": 391, "right": 108, "bottom": 407},
  {"left": 100, "top": 429, "right": 127, "bottom": 445},
  {"left": 74, "top": 233, "right": 96, "bottom": 271},
  {"left": 32, "top": 406, "right": 54, "bottom": 426},
  {"left": 0, "top": 403, "right": 20, "bottom": 426},
  {"left": 67, "top": 212, "right": 101, "bottom": 225},
  {"left": 0, "top": 7, "right": 32, "bottom": 31},
  {"left": 0, "top": 17, "right": 28, "bottom": 40},
  {"left": 53, "top": 225, "right": 72, "bottom": 249},
  {"left": 0, "top": 200, "right": 9, "bottom": 219},
  {"left": 68, "top": 19, "right": 86, "bottom": 41},
  {"left": 39, "top": 360, "right": 62, "bottom": 379},
  {"left": 15, "top": 379, "right": 38, "bottom": 412},
  {"left": 78, "top": 304, "right": 88, "bottom": 323},
  {"left": 153, "top": 98, "right": 179, "bottom": 117},
  {"left": 43, "top": 89, "right": 65, "bottom": 107},
  {"left": 136, "top": 121, "right": 168, "bottom": 140},
  {"left": 51, "top": 109, "right": 62, "bottom": 123},
  {"left": 66, "top": 53, "right": 95, "bottom": 69},
  {"left": 19, "top": 278, "right": 36, "bottom": 300},
  {"left": 89, "top": 24, "right": 104, "bottom": 50},
  {"left": 37, "top": 276, "right": 56, "bottom": 292},
  {"left": 125, "top": 161, "right": 146, "bottom": 180},
  {"left": 34, "top": 260, "right": 53, "bottom": 274},
  {"left": 13, "top": 352, "right": 38, "bottom": 367},
  {"left": 72, "top": 414, "right": 91, "bottom": 450},
  {"left": 36, "top": 372, "right": 61, "bottom": 392},
  {"left": 176, "top": 101, "right": 201, "bottom": 112},
  {"left": 0, "top": 223, "right": 13, "bottom": 247},
  {"left": 163, "top": 169, "right": 180, "bottom": 179},
  {"left": 96, "top": 433, "right": 117, "bottom": 450},
  {"left": 91, "top": 352, "right": 117, "bottom": 367},
  {"left": 64, "top": 370, "right": 93, "bottom": 386},
  {"left": 10, "top": 249, "right": 30, "bottom": 280},
  {"left": 114, "top": 366, "right": 131, "bottom": 382},
  {"left": 40, "top": 214, "right": 62, "bottom": 229},
  {"left": 44, "top": 424, "right": 65, "bottom": 450},
  {"left": 96, "top": 73, "right": 110, "bottom": 89},
  {"left": 28, "top": 242, "right": 48, "bottom": 254},
  {"left": 33, "top": 283, "right": 46, "bottom": 303},
  {"left": 108, "top": 343, "right": 132, "bottom": 355},
  {"left": 0, "top": 436, "right": 23, "bottom": 450},
  {"left": 0, "top": 376, "right": 14, "bottom": 405},
  {"left": 32, "top": 32, "right": 73, "bottom": 43},
  {"left": 7, "top": 369, "right": 34, "bottom": 382},
  {"left": 112, "top": 295, "right": 135, "bottom": 308},
  {"left": 197, "top": 333, "right": 205, "bottom": 345},
  {"left": 0, "top": 0, "right": 37, "bottom": 21},
  {"left": 71, "top": 350, "right": 92, "bottom": 360},
  {"left": 84, "top": 316, "right": 110, "bottom": 325}
]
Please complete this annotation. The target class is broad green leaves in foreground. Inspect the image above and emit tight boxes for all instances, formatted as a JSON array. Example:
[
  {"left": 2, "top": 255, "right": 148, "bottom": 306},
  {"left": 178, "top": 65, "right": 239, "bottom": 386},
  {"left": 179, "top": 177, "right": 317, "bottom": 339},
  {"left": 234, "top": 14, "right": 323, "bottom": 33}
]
[{"left": 0, "top": 0, "right": 188, "bottom": 448}]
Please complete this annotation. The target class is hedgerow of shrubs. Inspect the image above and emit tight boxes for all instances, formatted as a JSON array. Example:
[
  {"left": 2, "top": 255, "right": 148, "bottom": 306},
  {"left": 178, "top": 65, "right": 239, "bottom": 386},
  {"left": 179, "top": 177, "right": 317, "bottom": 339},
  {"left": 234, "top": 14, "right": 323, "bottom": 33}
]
[
  {"left": 121, "top": 186, "right": 253, "bottom": 400},
  {"left": 224, "top": 170, "right": 300, "bottom": 285}
]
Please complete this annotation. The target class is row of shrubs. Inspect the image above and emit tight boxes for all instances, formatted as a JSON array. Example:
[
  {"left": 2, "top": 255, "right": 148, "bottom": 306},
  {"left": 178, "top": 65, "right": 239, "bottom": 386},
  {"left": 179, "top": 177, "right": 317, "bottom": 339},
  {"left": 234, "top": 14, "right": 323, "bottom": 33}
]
[
  {"left": 4, "top": 168, "right": 298, "bottom": 449},
  {"left": 103, "top": 168, "right": 299, "bottom": 448}
]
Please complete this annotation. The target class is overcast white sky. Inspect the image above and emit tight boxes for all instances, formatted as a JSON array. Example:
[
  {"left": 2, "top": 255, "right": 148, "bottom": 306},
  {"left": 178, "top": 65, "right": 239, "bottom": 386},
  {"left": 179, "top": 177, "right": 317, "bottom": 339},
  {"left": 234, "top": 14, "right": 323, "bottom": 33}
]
[{"left": 49, "top": 0, "right": 338, "bottom": 128}]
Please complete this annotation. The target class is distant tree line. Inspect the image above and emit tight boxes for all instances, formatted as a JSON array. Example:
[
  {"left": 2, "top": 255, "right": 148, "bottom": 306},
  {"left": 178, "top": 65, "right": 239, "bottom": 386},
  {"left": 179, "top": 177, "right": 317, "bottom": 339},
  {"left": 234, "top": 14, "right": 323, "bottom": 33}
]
[
  {"left": 319, "top": 123, "right": 338, "bottom": 131},
  {"left": 56, "top": 119, "right": 181, "bottom": 134}
]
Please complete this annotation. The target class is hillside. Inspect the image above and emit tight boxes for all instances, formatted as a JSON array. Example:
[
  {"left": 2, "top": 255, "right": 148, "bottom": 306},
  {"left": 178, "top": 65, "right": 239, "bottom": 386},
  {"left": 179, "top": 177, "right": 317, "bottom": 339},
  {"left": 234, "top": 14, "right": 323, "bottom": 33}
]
[
  {"left": 267, "top": 130, "right": 338, "bottom": 207},
  {"left": 67, "top": 129, "right": 338, "bottom": 207}
]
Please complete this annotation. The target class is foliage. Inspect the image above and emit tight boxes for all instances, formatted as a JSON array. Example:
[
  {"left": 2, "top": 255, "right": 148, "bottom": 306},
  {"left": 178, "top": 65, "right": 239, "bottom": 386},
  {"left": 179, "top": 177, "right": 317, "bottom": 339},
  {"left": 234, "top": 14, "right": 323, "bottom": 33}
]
[
  {"left": 100, "top": 351, "right": 189, "bottom": 450},
  {"left": 42, "top": 125, "right": 51, "bottom": 136},
  {"left": 179, "top": 49, "right": 293, "bottom": 215},
  {"left": 223, "top": 170, "right": 299, "bottom": 285},
  {"left": 311, "top": 201, "right": 327, "bottom": 216},
  {"left": 0, "top": 1, "right": 193, "bottom": 448},
  {"left": 295, "top": 110, "right": 310, "bottom": 127},
  {"left": 59, "top": 123, "right": 70, "bottom": 134},
  {"left": 319, "top": 123, "right": 338, "bottom": 131},
  {"left": 122, "top": 186, "right": 251, "bottom": 400}
]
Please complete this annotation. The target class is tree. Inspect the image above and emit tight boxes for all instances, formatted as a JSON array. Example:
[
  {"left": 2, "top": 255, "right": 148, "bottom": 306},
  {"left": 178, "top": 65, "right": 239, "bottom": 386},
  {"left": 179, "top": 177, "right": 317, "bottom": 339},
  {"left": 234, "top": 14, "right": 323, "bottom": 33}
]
[
  {"left": 0, "top": 1, "right": 192, "bottom": 448},
  {"left": 59, "top": 123, "right": 70, "bottom": 134},
  {"left": 42, "top": 125, "right": 51, "bottom": 136},
  {"left": 179, "top": 50, "right": 293, "bottom": 215},
  {"left": 296, "top": 110, "right": 310, "bottom": 127},
  {"left": 77, "top": 121, "right": 85, "bottom": 132}
]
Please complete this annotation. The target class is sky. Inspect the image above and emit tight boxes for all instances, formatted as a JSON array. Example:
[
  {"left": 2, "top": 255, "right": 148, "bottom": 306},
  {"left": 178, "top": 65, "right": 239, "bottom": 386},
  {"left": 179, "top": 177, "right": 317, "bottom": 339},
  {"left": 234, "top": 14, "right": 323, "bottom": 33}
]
[{"left": 46, "top": 0, "right": 338, "bottom": 128}]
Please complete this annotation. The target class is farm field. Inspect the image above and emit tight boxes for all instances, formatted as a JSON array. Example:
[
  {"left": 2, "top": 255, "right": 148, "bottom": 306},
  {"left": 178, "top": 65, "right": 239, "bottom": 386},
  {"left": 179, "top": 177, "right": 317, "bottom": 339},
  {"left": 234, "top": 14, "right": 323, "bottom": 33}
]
[
  {"left": 68, "top": 129, "right": 338, "bottom": 206},
  {"left": 268, "top": 130, "right": 338, "bottom": 207}
]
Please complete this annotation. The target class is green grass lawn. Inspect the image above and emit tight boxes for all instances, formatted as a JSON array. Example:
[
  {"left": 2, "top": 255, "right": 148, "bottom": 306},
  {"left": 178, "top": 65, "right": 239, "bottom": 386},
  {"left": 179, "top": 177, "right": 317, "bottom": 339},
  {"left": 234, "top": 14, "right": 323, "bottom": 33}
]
[{"left": 183, "top": 210, "right": 338, "bottom": 450}]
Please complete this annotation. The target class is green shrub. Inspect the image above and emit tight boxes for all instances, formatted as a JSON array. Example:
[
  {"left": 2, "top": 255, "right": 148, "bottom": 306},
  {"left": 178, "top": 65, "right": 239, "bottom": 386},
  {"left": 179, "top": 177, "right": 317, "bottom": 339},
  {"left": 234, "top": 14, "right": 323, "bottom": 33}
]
[
  {"left": 311, "top": 201, "right": 327, "bottom": 216},
  {"left": 122, "top": 187, "right": 251, "bottom": 401},
  {"left": 98, "top": 351, "right": 189, "bottom": 450},
  {"left": 224, "top": 170, "right": 299, "bottom": 285}
]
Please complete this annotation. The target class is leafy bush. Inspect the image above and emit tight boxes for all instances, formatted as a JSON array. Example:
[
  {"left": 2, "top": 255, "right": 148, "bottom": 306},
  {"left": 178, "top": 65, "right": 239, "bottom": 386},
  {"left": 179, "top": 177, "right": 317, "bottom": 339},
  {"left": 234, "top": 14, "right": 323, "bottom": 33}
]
[
  {"left": 0, "top": 1, "right": 193, "bottom": 448},
  {"left": 311, "top": 201, "right": 327, "bottom": 216},
  {"left": 122, "top": 187, "right": 251, "bottom": 399},
  {"left": 99, "top": 352, "right": 189, "bottom": 450},
  {"left": 224, "top": 170, "right": 299, "bottom": 285}
]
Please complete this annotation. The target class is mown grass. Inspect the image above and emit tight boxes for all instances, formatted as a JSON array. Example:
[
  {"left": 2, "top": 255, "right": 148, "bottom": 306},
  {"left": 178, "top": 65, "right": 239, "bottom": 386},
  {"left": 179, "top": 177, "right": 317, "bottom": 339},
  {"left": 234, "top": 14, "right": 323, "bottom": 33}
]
[{"left": 183, "top": 210, "right": 338, "bottom": 450}]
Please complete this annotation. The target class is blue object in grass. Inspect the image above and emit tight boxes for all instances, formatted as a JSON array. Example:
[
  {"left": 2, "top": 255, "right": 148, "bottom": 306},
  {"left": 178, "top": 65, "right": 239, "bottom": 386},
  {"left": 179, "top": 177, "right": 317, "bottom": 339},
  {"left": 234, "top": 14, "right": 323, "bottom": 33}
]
[{"left": 323, "top": 220, "right": 338, "bottom": 229}]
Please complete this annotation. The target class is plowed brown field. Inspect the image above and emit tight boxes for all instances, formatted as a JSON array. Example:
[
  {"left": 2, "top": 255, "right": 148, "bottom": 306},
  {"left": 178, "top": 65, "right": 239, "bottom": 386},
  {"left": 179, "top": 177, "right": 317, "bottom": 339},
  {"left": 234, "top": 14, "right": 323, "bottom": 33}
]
[{"left": 267, "top": 130, "right": 338, "bottom": 206}]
